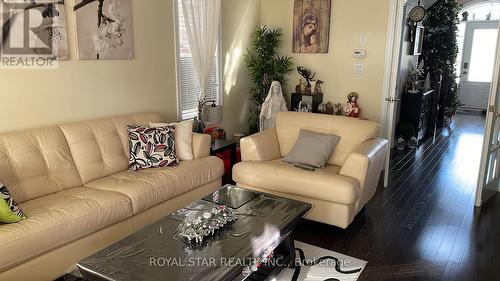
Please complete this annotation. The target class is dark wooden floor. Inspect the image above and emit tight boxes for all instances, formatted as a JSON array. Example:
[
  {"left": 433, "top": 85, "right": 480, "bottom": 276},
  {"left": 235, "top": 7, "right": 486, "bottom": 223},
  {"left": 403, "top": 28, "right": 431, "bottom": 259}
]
[{"left": 292, "top": 112, "right": 500, "bottom": 281}]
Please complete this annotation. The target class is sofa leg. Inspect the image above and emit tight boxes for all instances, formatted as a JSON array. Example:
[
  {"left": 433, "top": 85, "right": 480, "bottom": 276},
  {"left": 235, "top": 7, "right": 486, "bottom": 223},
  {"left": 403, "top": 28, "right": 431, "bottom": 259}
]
[{"left": 359, "top": 205, "right": 368, "bottom": 215}]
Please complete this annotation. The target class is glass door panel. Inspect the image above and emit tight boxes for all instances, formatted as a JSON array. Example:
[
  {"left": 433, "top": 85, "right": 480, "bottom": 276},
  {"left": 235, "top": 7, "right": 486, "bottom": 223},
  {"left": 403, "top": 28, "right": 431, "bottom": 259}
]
[{"left": 468, "top": 29, "right": 498, "bottom": 82}]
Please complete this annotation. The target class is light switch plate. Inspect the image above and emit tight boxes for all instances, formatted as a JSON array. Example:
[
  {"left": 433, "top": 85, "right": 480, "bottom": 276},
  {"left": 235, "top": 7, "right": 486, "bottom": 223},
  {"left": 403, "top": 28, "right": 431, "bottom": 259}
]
[
  {"left": 360, "top": 35, "right": 367, "bottom": 46},
  {"left": 354, "top": 64, "right": 364, "bottom": 74}
]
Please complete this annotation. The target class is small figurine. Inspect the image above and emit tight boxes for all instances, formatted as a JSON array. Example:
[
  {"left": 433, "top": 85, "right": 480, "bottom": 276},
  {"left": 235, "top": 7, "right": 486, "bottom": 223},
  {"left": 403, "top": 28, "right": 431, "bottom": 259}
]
[
  {"left": 324, "top": 102, "right": 334, "bottom": 114},
  {"left": 304, "top": 84, "right": 312, "bottom": 95},
  {"left": 462, "top": 11, "right": 469, "bottom": 22},
  {"left": 314, "top": 80, "right": 324, "bottom": 94},
  {"left": 318, "top": 103, "right": 326, "bottom": 113},
  {"left": 297, "top": 101, "right": 312, "bottom": 112},
  {"left": 344, "top": 92, "right": 360, "bottom": 118},
  {"left": 333, "top": 103, "right": 342, "bottom": 115},
  {"left": 408, "top": 136, "right": 418, "bottom": 149},
  {"left": 295, "top": 79, "right": 304, "bottom": 94},
  {"left": 297, "top": 66, "right": 316, "bottom": 88},
  {"left": 397, "top": 136, "right": 405, "bottom": 150}
]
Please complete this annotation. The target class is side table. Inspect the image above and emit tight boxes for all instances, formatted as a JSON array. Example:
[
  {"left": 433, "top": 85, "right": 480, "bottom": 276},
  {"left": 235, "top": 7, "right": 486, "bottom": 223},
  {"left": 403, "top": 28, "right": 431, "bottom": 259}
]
[{"left": 210, "top": 139, "right": 237, "bottom": 185}]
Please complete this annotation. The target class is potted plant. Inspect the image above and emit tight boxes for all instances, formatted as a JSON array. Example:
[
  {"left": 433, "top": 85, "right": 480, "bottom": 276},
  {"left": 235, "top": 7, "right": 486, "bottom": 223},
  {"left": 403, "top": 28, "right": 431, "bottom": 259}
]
[{"left": 245, "top": 26, "right": 293, "bottom": 134}]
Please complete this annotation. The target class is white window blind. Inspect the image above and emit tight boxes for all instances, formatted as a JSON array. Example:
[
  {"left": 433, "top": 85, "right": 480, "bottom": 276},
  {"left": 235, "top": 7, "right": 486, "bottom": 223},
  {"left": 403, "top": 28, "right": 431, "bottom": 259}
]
[{"left": 174, "top": 0, "right": 222, "bottom": 120}]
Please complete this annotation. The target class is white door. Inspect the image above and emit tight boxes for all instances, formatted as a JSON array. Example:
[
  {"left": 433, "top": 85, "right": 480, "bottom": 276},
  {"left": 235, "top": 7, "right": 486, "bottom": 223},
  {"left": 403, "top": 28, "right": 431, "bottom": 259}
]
[
  {"left": 476, "top": 25, "right": 500, "bottom": 207},
  {"left": 460, "top": 21, "right": 499, "bottom": 110},
  {"left": 382, "top": 0, "right": 406, "bottom": 187}
]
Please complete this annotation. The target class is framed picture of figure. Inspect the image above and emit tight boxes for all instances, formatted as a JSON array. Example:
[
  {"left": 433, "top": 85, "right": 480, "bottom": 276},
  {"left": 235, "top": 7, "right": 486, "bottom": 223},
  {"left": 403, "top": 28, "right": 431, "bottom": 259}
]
[
  {"left": 293, "top": 0, "right": 332, "bottom": 54},
  {"left": 74, "top": 0, "right": 134, "bottom": 60}
]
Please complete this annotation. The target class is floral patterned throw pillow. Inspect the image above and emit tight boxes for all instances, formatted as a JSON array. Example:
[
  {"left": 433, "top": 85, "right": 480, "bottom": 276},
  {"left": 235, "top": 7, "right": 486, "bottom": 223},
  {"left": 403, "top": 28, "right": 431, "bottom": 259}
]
[
  {"left": 128, "top": 125, "right": 179, "bottom": 171},
  {"left": 0, "top": 180, "right": 27, "bottom": 223}
]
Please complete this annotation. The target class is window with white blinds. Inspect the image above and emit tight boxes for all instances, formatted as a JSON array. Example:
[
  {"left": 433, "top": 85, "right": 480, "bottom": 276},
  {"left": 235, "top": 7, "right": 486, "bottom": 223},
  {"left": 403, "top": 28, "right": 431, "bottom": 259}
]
[{"left": 174, "top": 0, "right": 222, "bottom": 120}]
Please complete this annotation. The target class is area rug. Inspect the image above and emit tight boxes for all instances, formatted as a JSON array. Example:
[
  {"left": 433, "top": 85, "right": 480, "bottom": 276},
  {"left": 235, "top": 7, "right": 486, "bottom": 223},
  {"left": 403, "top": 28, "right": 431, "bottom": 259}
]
[{"left": 275, "top": 241, "right": 367, "bottom": 281}]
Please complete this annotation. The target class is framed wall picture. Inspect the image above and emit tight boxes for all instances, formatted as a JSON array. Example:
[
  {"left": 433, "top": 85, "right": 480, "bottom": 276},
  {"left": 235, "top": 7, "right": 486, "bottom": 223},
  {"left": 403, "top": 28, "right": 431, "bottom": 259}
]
[
  {"left": 293, "top": 0, "right": 332, "bottom": 54},
  {"left": 0, "top": 0, "right": 69, "bottom": 60},
  {"left": 74, "top": 0, "right": 134, "bottom": 60},
  {"left": 412, "top": 25, "right": 425, "bottom": 56}
]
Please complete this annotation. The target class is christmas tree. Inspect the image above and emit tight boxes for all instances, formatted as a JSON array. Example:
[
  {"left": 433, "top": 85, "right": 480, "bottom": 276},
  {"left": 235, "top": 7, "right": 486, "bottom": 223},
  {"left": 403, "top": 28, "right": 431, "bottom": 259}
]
[
  {"left": 421, "top": 0, "right": 463, "bottom": 116},
  {"left": 424, "top": 73, "right": 431, "bottom": 91}
]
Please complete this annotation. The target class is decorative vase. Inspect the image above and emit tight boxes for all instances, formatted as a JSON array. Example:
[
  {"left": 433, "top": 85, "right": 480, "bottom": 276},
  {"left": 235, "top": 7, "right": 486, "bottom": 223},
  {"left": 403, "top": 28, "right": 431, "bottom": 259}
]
[
  {"left": 408, "top": 136, "right": 418, "bottom": 149},
  {"left": 397, "top": 136, "right": 406, "bottom": 150}
]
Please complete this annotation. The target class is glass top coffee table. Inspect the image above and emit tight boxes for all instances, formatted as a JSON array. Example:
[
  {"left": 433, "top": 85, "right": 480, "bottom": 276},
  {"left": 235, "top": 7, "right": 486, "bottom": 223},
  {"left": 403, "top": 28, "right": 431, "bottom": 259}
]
[{"left": 76, "top": 185, "right": 311, "bottom": 281}]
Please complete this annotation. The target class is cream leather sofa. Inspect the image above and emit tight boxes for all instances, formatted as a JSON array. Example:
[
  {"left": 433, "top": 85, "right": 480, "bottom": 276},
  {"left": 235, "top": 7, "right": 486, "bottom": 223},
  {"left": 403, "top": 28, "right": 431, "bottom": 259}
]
[
  {"left": 233, "top": 112, "right": 388, "bottom": 229},
  {"left": 0, "top": 113, "right": 224, "bottom": 281}
]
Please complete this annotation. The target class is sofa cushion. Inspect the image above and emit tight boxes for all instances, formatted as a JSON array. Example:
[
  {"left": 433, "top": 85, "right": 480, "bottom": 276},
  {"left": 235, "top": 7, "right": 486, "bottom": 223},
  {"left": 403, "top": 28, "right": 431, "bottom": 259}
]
[
  {"left": 127, "top": 125, "right": 178, "bottom": 171},
  {"left": 283, "top": 129, "right": 340, "bottom": 168},
  {"left": 233, "top": 159, "right": 360, "bottom": 204},
  {"left": 0, "top": 187, "right": 132, "bottom": 271},
  {"left": 60, "top": 113, "right": 162, "bottom": 184},
  {"left": 276, "top": 112, "right": 379, "bottom": 166},
  {"left": 150, "top": 120, "right": 195, "bottom": 161},
  {"left": 84, "top": 156, "right": 224, "bottom": 214},
  {"left": 0, "top": 127, "right": 83, "bottom": 203},
  {"left": 0, "top": 182, "right": 26, "bottom": 223}
]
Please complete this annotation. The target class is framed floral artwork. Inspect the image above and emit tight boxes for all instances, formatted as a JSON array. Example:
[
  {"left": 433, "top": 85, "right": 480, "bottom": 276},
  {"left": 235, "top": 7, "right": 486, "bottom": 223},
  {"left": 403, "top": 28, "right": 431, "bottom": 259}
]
[
  {"left": 74, "top": 0, "right": 134, "bottom": 60},
  {"left": 293, "top": 0, "right": 331, "bottom": 54}
]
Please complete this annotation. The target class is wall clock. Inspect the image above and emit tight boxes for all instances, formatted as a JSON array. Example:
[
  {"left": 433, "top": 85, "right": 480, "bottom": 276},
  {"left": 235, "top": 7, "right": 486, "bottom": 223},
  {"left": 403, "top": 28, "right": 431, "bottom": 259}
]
[{"left": 409, "top": 1, "right": 426, "bottom": 23}]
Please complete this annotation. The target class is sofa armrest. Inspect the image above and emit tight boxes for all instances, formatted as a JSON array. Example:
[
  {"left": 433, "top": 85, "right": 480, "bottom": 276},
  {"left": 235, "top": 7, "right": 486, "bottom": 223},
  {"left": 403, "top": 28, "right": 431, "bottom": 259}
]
[
  {"left": 339, "top": 138, "right": 389, "bottom": 209},
  {"left": 192, "top": 133, "right": 211, "bottom": 159},
  {"left": 240, "top": 128, "right": 281, "bottom": 161}
]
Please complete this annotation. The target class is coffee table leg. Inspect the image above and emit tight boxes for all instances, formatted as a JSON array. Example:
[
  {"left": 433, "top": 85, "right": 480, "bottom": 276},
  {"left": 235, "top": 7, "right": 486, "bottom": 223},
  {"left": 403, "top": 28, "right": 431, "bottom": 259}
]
[{"left": 284, "top": 236, "right": 296, "bottom": 268}]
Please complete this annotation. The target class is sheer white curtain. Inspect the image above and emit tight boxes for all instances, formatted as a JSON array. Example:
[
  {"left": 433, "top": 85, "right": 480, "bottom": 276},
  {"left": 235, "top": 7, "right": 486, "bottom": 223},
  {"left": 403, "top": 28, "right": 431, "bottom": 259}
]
[{"left": 181, "top": 0, "right": 222, "bottom": 104}]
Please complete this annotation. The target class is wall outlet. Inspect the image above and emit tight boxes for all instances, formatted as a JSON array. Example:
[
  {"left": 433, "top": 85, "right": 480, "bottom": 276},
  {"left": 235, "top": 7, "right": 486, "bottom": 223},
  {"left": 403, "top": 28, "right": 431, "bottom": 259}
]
[
  {"left": 354, "top": 64, "right": 364, "bottom": 74},
  {"left": 354, "top": 49, "right": 367, "bottom": 58}
]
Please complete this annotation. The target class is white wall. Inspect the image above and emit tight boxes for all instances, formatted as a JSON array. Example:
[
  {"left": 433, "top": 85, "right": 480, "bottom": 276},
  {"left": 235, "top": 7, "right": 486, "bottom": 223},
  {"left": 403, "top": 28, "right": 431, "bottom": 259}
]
[
  {"left": 260, "top": 0, "right": 391, "bottom": 123},
  {"left": 0, "top": 0, "right": 178, "bottom": 133},
  {"left": 0, "top": 0, "right": 393, "bottom": 135},
  {"left": 0, "top": 0, "right": 259, "bottom": 137},
  {"left": 221, "top": 0, "right": 260, "bottom": 136}
]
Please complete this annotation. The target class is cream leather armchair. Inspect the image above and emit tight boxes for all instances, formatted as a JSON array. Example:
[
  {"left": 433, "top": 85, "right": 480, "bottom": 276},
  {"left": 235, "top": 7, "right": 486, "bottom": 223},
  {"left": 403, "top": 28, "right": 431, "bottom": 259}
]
[{"left": 233, "top": 112, "right": 388, "bottom": 229}]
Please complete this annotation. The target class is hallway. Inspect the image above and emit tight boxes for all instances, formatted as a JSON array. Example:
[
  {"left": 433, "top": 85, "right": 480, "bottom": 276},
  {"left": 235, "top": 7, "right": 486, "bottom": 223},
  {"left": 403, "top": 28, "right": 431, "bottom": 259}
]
[{"left": 293, "top": 113, "right": 500, "bottom": 280}]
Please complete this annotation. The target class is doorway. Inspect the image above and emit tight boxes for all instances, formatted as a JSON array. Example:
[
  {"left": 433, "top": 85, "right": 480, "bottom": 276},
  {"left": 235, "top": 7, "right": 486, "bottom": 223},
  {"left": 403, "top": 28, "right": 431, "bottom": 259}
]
[{"left": 382, "top": 0, "right": 500, "bottom": 207}]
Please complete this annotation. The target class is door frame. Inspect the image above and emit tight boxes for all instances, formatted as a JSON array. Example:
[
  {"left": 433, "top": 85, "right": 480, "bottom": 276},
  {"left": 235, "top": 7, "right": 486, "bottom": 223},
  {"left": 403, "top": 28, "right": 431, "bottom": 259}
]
[
  {"left": 475, "top": 24, "right": 500, "bottom": 207},
  {"left": 381, "top": 0, "right": 500, "bottom": 200},
  {"left": 380, "top": 0, "right": 406, "bottom": 187}
]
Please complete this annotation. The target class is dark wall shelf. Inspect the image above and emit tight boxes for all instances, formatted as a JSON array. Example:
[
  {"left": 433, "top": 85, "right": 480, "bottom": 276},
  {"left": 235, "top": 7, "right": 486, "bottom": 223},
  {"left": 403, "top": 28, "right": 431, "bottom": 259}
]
[{"left": 291, "top": 93, "right": 323, "bottom": 113}]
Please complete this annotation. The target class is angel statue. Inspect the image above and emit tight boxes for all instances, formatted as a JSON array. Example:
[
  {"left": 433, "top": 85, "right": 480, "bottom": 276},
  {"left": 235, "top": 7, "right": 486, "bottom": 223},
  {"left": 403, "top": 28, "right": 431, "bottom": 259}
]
[{"left": 260, "top": 81, "right": 288, "bottom": 131}]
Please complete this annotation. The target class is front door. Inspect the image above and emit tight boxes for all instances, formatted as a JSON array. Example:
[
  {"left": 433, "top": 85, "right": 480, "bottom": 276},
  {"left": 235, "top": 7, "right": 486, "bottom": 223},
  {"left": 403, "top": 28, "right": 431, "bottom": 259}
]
[{"left": 460, "top": 21, "right": 499, "bottom": 110}]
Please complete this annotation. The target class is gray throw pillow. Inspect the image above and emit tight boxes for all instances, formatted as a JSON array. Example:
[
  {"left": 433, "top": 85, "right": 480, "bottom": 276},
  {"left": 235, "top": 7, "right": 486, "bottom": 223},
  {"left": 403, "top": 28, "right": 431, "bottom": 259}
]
[{"left": 283, "top": 129, "right": 340, "bottom": 168}]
